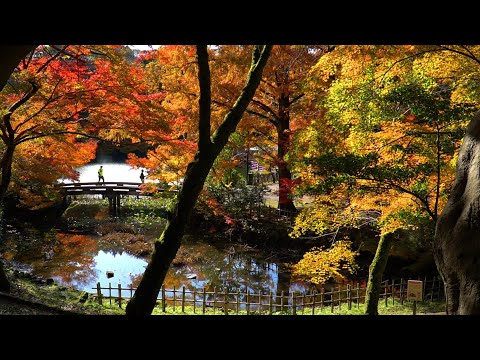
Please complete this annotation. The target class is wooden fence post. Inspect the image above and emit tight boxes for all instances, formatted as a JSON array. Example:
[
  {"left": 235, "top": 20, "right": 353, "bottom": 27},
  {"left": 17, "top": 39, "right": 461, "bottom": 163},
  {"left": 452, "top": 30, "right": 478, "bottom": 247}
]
[
  {"left": 269, "top": 291, "right": 273, "bottom": 315},
  {"left": 96, "top": 282, "right": 102, "bottom": 305},
  {"left": 280, "top": 291, "right": 284, "bottom": 313},
  {"left": 258, "top": 290, "right": 262, "bottom": 314},
  {"left": 224, "top": 288, "right": 228, "bottom": 315},
  {"left": 182, "top": 286, "right": 186, "bottom": 313},
  {"left": 356, "top": 282, "right": 360, "bottom": 308},
  {"left": 118, "top": 283, "right": 122, "bottom": 308},
  {"left": 108, "top": 282, "right": 112, "bottom": 306},
  {"left": 173, "top": 286, "right": 176, "bottom": 312},
  {"left": 320, "top": 287, "right": 324, "bottom": 311},
  {"left": 312, "top": 290, "right": 316, "bottom": 315},
  {"left": 347, "top": 284, "right": 352, "bottom": 310},
  {"left": 384, "top": 280, "right": 388, "bottom": 307},
  {"left": 236, "top": 289, "right": 240, "bottom": 314},
  {"left": 162, "top": 285, "right": 166, "bottom": 312},
  {"left": 392, "top": 279, "right": 395, "bottom": 305},
  {"left": 400, "top": 278, "right": 404, "bottom": 305},
  {"left": 202, "top": 288, "right": 206, "bottom": 314},
  {"left": 246, "top": 290, "right": 250, "bottom": 315},
  {"left": 331, "top": 289, "right": 334, "bottom": 313},
  {"left": 292, "top": 292, "right": 296, "bottom": 315},
  {"left": 193, "top": 288, "right": 197, "bottom": 314},
  {"left": 338, "top": 286, "right": 342, "bottom": 311},
  {"left": 213, "top": 287, "right": 216, "bottom": 314}
]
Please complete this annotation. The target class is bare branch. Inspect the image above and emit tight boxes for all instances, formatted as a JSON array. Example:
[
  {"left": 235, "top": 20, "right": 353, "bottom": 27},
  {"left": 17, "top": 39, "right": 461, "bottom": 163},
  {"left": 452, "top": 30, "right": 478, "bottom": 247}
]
[
  {"left": 36, "top": 45, "right": 70, "bottom": 74},
  {"left": 14, "top": 79, "right": 62, "bottom": 132},
  {"left": 288, "top": 93, "right": 305, "bottom": 106},
  {"left": 251, "top": 99, "right": 280, "bottom": 123}
]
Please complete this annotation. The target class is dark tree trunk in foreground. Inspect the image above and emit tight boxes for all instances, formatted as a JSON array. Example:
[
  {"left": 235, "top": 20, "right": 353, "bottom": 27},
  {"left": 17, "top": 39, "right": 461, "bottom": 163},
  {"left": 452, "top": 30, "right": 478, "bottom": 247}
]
[
  {"left": 365, "top": 233, "right": 394, "bottom": 315},
  {"left": 0, "top": 45, "right": 36, "bottom": 293},
  {"left": 434, "top": 111, "right": 480, "bottom": 314},
  {"left": 0, "top": 45, "right": 35, "bottom": 91},
  {"left": 125, "top": 45, "right": 272, "bottom": 316},
  {"left": 276, "top": 93, "right": 296, "bottom": 213},
  {"left": 0, "top": 145, "right": 15, "bottom": 203}
]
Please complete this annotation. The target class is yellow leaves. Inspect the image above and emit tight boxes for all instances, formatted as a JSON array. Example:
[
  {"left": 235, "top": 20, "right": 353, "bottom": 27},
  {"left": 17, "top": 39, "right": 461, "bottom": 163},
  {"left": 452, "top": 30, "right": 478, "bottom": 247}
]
[
  {"left": 290, "top": 194, "right": 357, "bottom": 238},
  {"left": 292, "top": 240, "right": 359, "bottom": 284},
  {"left": 290, "top": 203, "right": 330, "bottom": 238}
]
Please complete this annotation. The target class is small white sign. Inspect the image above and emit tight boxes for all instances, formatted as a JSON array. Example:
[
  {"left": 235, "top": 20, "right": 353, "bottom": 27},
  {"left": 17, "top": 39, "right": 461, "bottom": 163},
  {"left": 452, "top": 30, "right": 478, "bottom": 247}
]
[{"left": 407, "top": 280, "right": 423, "bottom": 301}]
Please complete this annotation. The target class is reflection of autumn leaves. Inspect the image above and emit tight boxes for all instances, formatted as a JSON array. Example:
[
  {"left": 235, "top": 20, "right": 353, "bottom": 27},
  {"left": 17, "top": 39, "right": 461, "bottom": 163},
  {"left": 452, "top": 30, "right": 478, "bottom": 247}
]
[
  {"left": 129, "top": 273, "right": 144, "bottom": 288},
  {"left": 47, "top": 234, "right": 98, "bottom": 287},
  {"left": 100, "top": 233, "right": 152, "bottom": 258}
]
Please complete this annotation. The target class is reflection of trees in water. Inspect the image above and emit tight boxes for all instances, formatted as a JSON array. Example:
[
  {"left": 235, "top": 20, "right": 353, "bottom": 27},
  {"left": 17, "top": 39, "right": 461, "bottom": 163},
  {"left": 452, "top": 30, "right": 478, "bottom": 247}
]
[
  {"left": 187, "top": 252, "right": 276, "bottom": 294},
  {"left": 43, "top": 234, "right": 98, "bottom": 287},
  {"left": 276, "top": 262, "right": 291, "bottom": 306},
  {"left": 2, "top": 228, "right": 99, "bottom": 287},
  {"left": 13, "top": 233, "right": 98, "bottom": 287}
]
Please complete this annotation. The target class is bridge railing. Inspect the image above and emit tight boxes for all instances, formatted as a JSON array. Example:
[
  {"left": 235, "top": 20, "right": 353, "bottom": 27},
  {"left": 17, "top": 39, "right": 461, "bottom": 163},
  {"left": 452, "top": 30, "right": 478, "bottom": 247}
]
[{"left": 59, "top": 182, "right": 143, "bottom": 187}]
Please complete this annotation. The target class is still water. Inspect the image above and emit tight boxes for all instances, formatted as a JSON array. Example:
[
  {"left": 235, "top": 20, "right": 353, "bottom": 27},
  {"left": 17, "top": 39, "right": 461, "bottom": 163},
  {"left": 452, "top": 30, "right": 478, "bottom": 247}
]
[
  {"left": 2, "top": 228, "right": 308, "bottom": 296},
  {"left": 3, "top": 162, "right": 309, "bottom": 296}
]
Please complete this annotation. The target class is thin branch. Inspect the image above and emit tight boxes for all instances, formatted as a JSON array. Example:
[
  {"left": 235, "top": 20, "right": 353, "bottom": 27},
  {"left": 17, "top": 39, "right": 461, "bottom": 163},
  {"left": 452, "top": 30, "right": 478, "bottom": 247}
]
[
  {"left": 288, "top": 93, "right": 305, "bottom": 106},
  {"left": 245, "top": 108, "right": 277, "bottom": 127},
  {"left": 8, "top": 81, "right": 40, "bottom": 114},
  {"left": 15, "top": 130, "right": 103, "bottom": 145},
  {"left": 36, "top": 45, "right": 70, "bottom": 74},
  {"left": 13, "top": 79, "right": 62, "bottom": 132},
  {"left": 439, "top": 45, "right": 480, "bottom": 66},
  {"left": 251, "top": 99, "right": 280, "bottom": 123}
]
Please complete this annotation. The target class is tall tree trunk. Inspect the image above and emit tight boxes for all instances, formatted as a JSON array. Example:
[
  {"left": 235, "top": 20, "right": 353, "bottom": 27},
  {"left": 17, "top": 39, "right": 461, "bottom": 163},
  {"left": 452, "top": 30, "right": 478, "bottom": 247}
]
[
  {"left": 0, "top": 203, "right": 9, "bottom": 292},
  {"left": 365, "top": 233, "right": 394, "bottom": 315},
  {"left": 0, "top": 45, "right": 36, "bottom": 293},
  {"left": 0, "top": 258, "right": 9, "bottom": 292},
  {"left": 276, "top": 94, "right": 296, "bottom": 213},
  {"left": 125, "top": 45, "right": 272, "bottom": 316},
  {"left": 434, "top": 111, "right": 480, "bottom": 314},
  {"left": 0, "top": 145, "right": 15, "bottom": 203},
  {"left": 0, "top": 145, "right": 14, "bottom": 292}
]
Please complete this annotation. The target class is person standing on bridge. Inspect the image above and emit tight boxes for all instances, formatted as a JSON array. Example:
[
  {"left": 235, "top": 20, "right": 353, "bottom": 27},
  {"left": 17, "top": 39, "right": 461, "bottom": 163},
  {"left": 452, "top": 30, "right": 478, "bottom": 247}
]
[
  {"left": 98, "top": 165, "right": 105, "bottom": 184},
  {"left": 140, "top": 169, "right": 145, "bottom": 184}
]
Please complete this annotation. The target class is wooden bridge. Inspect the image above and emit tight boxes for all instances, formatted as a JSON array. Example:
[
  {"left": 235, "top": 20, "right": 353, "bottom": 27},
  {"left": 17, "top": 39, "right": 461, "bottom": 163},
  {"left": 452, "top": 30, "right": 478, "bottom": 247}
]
[{"left": 59, "top": 181, "right": 156, "bottom": 215}]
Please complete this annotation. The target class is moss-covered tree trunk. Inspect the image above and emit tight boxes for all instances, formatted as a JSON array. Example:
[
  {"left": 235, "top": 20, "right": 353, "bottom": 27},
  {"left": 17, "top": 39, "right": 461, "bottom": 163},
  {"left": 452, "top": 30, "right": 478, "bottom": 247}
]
[
  {"left": 365, "top": 233, "right": 394, "bottom": 315},
  {"left": 0, "top": 45, "right": 36, "bottom": 293},
  {"left": 125, "top": 45, "right": 272, "bottom": 316}
]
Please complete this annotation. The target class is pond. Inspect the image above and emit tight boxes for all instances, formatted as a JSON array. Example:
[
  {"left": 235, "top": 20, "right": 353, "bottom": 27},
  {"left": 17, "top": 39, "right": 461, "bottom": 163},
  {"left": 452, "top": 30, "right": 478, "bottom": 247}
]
[
  {"left": 1, "top": 225, "right": 310, "bottom": 297},
  {"left": 3, "top": 160, "right": 311, "bottom": 297}
]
